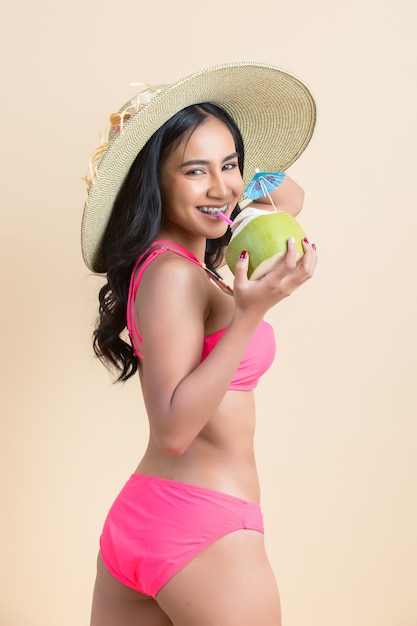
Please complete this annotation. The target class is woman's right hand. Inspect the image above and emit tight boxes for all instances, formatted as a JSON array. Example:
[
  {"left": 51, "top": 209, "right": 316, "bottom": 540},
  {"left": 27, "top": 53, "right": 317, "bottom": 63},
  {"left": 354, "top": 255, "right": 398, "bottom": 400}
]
[{"left": 233, "top": 238, "right": 318, "bottom": 320}]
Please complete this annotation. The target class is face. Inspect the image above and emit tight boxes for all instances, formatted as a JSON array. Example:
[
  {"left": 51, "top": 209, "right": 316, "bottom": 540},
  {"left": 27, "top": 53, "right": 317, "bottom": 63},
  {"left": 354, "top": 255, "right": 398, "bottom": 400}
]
[{"left": 159, "top": 116, "right": 243, "bottom": 244}]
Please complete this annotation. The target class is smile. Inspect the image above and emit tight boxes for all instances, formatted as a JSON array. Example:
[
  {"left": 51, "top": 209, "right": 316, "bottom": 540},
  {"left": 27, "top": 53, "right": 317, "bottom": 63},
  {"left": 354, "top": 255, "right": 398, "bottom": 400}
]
[{"left": 197, "top": 204, "right": 228, "bottom": 216}]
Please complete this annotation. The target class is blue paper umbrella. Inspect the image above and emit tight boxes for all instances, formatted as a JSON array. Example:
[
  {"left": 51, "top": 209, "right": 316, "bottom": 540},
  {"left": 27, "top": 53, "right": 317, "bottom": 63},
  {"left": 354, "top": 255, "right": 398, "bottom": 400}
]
[{"left": 244, "top": 169, "right": 286, "bottom": 201}]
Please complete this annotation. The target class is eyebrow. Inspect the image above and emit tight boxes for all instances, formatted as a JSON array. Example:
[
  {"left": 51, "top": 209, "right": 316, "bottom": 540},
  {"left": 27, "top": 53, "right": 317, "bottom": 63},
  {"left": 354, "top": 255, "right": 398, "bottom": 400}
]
[{"left": 180, "top": 152, "right": 239, "bottom": 168}]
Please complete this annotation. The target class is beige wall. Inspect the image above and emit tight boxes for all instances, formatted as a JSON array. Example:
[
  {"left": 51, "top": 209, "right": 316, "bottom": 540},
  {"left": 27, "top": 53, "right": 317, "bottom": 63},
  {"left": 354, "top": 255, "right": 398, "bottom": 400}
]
[{"left": 1, "top": 1, "right": 416, "bottom": 624}]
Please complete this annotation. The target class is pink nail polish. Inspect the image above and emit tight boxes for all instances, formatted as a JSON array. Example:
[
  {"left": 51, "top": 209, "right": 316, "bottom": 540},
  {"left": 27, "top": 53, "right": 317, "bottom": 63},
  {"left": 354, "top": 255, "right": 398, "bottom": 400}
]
[
  {"left": 312, "top": 243, "right": 316, "bottom": 251},
  {"left": 240, "top": 250, "right": 248, "bottom": 259},
  {"left": 303, "top": 237, "right": 309, "bottom": 243}
]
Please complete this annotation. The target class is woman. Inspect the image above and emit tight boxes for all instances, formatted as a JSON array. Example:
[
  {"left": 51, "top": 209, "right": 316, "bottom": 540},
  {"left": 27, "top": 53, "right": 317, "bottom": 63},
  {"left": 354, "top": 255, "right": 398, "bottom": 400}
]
[{"left": 82, "top": 62, "right": 317, "bottom": 625}]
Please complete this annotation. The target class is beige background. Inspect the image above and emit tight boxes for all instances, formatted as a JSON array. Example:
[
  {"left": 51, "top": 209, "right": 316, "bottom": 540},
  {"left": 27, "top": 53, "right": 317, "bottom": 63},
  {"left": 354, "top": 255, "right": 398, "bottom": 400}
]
[{"left": 1, "top": 0, "right": 416, "bottom": 624}]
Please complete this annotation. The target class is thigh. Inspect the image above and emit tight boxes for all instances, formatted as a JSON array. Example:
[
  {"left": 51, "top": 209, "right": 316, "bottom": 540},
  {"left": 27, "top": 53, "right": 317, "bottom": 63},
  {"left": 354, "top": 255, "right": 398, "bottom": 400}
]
[
  {"left": 156, "top": 530, "right": 281, "bottom": 626},
  {"left": 90, "top": 552, "right": 173, "bottom": 626}
]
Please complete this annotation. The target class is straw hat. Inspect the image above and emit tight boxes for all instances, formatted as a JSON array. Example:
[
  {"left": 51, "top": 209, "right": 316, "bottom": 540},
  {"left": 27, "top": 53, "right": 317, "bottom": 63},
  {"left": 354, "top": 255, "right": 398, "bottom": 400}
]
[{"left": 81, "top": 61, "right": 316, "bottom": 273}]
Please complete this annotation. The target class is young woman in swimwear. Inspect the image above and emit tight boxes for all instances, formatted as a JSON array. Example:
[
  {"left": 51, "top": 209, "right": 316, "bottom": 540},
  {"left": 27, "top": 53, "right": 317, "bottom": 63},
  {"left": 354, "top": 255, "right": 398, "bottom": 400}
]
[{"left": 81, "top": 62, "right": 317, "bottom": 625}]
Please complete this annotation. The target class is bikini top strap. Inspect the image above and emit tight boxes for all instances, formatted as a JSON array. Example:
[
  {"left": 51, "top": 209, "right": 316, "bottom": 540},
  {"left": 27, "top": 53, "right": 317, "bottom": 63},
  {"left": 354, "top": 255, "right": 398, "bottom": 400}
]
[{"left": 127, "top": 240, "right": 233, "bottom": 358}]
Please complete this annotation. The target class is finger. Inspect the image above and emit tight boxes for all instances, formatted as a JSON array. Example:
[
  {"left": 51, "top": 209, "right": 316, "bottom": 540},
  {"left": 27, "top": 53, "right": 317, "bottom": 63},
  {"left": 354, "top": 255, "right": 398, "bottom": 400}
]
[
  {"left": 293, "top": 242, "right": 318, "bottom": 283},
  {"left": 301, "top": 238, "right": 318, "bottom": 256},
  {"left": 282, "top": 237, "right": 298, "bottom": 269},
  {"left": 234, "top": 250, "right": 250, "bottom": 286},
  {"left": 302, "top": 240, "right": 318, "bottom": 268}
]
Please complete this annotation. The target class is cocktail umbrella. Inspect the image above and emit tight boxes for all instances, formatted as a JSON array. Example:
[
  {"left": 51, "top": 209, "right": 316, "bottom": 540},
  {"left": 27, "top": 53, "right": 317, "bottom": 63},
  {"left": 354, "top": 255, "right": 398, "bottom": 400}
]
[{"left": 244, "top": 169, "right": 286, "bottom": 210}]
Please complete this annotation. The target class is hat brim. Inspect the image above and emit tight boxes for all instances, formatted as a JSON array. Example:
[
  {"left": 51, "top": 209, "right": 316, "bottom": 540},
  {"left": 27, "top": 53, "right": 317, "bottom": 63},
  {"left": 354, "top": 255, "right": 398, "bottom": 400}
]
[{"left": 81, "top": 61, "right": 316, "bottom": 273}]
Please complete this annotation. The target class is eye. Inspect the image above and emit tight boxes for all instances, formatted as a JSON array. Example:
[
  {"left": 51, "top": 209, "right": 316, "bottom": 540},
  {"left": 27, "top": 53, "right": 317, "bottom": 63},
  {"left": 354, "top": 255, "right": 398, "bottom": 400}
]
[
  {"left": 185, "top": 168, "right": 204, "bottom": 176},
  {"left": 223, "top": 161, "right": 239, "bottom": 171}
]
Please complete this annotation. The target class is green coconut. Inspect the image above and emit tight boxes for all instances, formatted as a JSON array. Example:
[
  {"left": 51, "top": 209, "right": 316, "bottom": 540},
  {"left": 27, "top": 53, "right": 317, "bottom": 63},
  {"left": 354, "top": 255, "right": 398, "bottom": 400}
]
[{"left": 226, "top": 208, "right": 306, "bottom": 280}]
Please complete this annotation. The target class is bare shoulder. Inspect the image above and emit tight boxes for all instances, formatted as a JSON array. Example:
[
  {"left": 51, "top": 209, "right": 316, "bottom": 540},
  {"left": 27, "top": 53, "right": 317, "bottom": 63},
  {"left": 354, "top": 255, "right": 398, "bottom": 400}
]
[
  {"left": 134, "top": 250, "right": 209, "bottom": 364},
  {"left": 137, "top": 250, "right": 208, "bottom": 305}
]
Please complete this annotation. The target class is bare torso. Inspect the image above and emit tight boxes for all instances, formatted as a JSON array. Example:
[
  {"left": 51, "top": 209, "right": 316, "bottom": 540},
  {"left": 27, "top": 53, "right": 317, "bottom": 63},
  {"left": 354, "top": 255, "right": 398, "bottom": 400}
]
[
  {"left": 134, "top": 251, "right": 262, "bottom": 502},
  {"left": 136, "top": 388, "right": 260, "bottom": 501}
]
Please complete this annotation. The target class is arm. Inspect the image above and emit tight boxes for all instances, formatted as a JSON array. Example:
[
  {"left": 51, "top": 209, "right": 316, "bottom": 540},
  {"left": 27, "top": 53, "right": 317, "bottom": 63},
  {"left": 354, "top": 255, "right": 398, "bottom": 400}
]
[
  {"left": 137, "top": 253, "right": 258, "bottom": 455},
  {"left": 137, "top": 243, "right": 316, "bottom": 455}
]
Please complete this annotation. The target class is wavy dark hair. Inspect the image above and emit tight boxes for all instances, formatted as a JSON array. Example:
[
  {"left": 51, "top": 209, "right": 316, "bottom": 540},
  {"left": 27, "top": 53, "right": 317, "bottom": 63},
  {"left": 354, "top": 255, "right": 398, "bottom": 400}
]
[{"left": 93, "top": 102, "right": 244, "bottom": 382}]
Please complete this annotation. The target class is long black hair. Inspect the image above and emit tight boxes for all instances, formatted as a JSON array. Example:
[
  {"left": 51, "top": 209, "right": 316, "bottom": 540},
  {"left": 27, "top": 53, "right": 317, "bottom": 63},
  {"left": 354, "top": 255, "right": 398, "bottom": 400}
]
[{"left": 93, "top": 102, "right": 245, "bottom": 382}]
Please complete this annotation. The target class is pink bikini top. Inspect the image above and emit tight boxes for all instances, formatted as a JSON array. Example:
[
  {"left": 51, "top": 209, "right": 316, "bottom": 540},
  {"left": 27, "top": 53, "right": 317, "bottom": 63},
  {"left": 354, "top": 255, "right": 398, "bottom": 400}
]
[{"left": 127, "top": 241, "right": 276, "bottom": 391}]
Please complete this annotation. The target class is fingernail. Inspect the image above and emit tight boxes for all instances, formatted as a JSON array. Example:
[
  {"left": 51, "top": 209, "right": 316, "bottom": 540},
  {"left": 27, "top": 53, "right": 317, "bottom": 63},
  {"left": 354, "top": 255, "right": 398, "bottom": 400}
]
[
  {"left": 303, "top": 237, "right": 309, "bottom": 243},
  {"left": 240, "top": 250, "right": 248, "bottom": 259},
  {"left": 289, "top": 237, "right": 295, "bottom": 244},
  {"left": 312, "top": 243, "right": 316, "bottom": 251}
]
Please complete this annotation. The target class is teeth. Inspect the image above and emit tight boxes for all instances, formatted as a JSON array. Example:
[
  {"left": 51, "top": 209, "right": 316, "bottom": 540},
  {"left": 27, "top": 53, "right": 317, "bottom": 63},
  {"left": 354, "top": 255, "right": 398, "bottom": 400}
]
[{"left": 198, "top": 205, "right": 227, "bottom": 214}]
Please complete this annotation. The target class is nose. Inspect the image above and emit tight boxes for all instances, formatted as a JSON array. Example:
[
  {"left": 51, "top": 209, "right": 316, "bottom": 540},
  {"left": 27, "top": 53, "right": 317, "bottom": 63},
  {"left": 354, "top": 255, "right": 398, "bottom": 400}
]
[{"left": 208, "top": 171, "right": 228, "bottom": 199}]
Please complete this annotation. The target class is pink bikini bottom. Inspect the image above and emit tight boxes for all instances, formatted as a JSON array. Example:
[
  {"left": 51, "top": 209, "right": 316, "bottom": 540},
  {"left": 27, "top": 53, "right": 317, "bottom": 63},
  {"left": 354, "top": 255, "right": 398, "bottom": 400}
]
[{"left": 99, "top": 473, "right": 264, "bottom": 599}]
